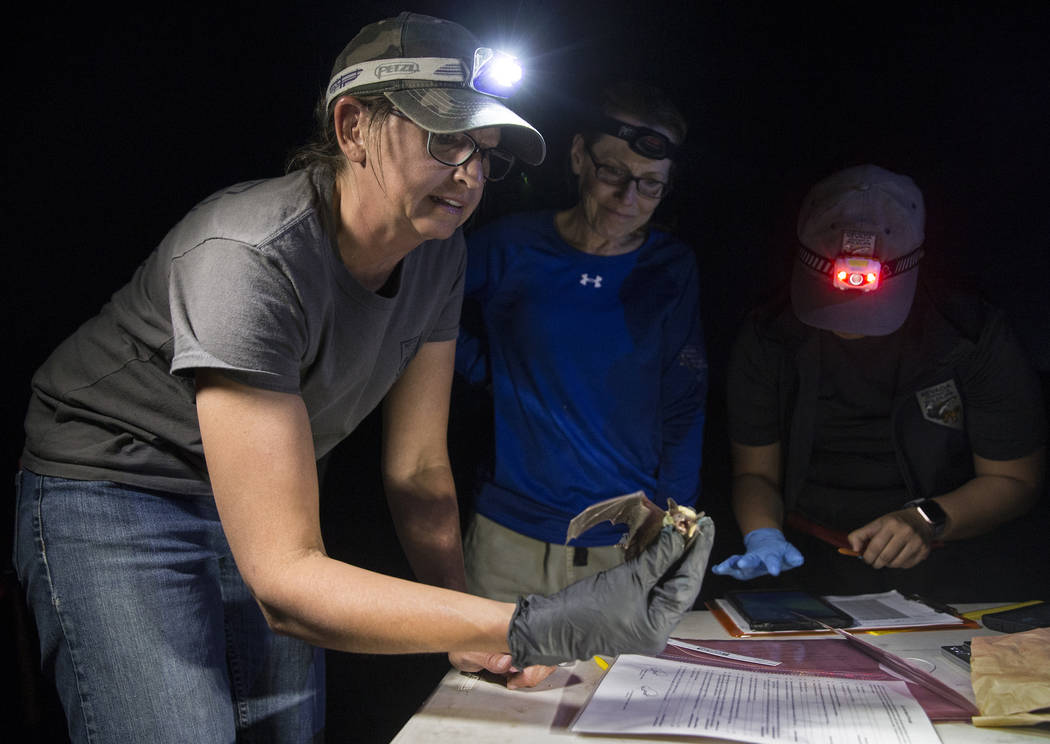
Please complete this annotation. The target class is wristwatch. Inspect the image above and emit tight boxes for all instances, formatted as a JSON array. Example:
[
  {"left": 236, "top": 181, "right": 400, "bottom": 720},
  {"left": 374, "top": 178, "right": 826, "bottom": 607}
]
[{"left": 904, "top": 498, "right": 948, "bottom": 538}]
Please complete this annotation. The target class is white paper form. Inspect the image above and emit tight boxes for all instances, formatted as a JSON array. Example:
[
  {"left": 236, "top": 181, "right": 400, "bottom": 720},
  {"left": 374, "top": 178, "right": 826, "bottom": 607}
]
[
  {"left": 572, "top": 655, "right": 942, "bottom": 744},
  {"left": 823, "top": 591, "right": 961, "bottom": 628}
]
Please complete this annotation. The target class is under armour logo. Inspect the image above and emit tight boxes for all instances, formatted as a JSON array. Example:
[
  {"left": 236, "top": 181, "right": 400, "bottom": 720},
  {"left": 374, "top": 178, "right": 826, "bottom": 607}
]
[{"left": 580, "top": 273, "right": 603, "bottom": 288}]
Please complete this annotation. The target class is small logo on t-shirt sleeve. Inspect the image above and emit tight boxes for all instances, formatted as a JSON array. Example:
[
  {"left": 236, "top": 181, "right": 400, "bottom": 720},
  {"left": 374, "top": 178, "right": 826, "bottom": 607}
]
[{"left": 915, "top": 380, "right": 964, "bottom": 430}]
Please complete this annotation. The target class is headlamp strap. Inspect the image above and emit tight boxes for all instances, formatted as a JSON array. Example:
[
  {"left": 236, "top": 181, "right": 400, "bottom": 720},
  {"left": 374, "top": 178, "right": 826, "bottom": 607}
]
[
  {"left": 327, "top": 57, "right": 467, "bottom": 107},
  {"left": 327, "top": 47, "right": 521, "bottom": 108},
  {"left": 797, "top": 243, "right": 924, "bottom": 281},
  {"left": 597, "top": 116, "right": 678, "bottom": 160}
]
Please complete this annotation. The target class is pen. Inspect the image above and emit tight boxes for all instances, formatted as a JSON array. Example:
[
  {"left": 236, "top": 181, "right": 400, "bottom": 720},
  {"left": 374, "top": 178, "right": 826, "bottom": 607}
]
[{"left": 666, "top": 639, "right": 781, "bottom": 666}]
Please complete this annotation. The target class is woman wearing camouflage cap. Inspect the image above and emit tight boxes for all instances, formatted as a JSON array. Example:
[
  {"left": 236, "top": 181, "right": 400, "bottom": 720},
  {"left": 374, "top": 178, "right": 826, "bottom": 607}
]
[{"left": 14, "top": 13, "right": 710, "bottom": 741}]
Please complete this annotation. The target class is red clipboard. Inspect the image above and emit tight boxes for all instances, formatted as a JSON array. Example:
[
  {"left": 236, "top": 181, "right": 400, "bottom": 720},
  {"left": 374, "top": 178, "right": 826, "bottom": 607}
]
[{"left": 659, "top": 633, "right": 979, "bottom": 721}]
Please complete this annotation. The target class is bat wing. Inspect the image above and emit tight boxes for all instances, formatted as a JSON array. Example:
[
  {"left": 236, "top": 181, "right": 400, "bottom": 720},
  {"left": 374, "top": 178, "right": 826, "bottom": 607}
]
[{"left": 566, "top": 491, "right": 665, "bottom": 559}]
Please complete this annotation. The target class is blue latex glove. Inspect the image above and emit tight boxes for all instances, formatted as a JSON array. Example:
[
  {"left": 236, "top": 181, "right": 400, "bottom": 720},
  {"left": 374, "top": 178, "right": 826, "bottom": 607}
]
[{"left": 712, "top": 527, "right": 804, "bottom": 580}]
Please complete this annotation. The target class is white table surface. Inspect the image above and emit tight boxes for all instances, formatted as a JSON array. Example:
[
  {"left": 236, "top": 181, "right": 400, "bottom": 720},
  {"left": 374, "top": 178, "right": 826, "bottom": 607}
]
[{"left": 391, "top": 604, "right": 1050, "bottom": 744}]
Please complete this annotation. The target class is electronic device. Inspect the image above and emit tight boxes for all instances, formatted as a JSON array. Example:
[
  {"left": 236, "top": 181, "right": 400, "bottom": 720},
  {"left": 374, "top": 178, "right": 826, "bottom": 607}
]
[
  {"left": 796, "top": 242, "right": 924, "bottom": 293},
  {"left": 904, "top": 498, "right": 948, "bottom": 538},
  {"left": 597, "top": 115, "right": 678, "bottom": 160},
  {"left": 981, "top": 602, "right": 1050, "bottom": 633},
  {"left": 940, "top": 641, "right": 972, "bottom": 669},
  {"left": 724, "top": 589, "right": 854, "bottom": 632}
]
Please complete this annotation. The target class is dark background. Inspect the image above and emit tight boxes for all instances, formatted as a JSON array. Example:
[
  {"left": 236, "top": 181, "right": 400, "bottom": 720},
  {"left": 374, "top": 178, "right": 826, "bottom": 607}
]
[{"left": 5, "top": 1, "right": 1049, "bottom": 741}]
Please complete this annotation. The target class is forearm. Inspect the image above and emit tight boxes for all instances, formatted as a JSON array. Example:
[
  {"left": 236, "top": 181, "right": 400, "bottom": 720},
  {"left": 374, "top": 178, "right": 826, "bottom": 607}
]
[
  {"left": 197, "top": 371, "right": 513, "bottom": 656},
  {"left": 257, "top": 550, "right": 514, "bottom": 654},
  {"left": 715, "top": 442, "right": 804, "bottom": 579},
  {"left": 384, "top": 463, "right": 467, "bottom": 591},
  {"left": 934, "top": 474, "right": 1041, "bottom": 541},
  {"left": 730, "top": 474, "right": 786, "bottom": 535},
  {"left": 925, "top": 448, "right": 1044, "bottom": 541},
  {"left": 847, "top": 450, "right": 1044, "bottom": 567}
]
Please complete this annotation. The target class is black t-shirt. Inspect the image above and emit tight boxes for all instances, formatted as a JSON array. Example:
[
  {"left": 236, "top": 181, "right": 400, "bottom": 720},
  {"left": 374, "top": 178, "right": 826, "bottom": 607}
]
[
  {"left": 728, "top": 295, "right": 1043, "bottom": 521},
  {"left": 800, "top": 332, "right": 907, "bottom": 529},
  {"left": 727, "top": 291, "right": 1047, "bottom": 600}
]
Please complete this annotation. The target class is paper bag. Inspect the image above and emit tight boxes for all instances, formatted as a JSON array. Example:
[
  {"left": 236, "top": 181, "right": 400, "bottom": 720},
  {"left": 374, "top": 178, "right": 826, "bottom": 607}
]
[{"left": 970, "top": 627, "right": 1050, "bottom": 727}]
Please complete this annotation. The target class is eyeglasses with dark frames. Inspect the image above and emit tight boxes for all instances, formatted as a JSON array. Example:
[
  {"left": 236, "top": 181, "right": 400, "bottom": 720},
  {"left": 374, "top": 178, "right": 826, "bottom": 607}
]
[
  {"left": 584, "top": 145, "right": 670, "bottom": 199},
  {"left": 390, "top": 108, "right": 516, "bottom": 182}
]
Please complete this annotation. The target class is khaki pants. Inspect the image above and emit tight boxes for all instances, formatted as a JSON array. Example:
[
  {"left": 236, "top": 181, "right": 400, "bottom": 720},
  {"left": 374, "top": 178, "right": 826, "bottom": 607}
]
[{"left": 463, "top": 513, "right": 626, "bottom": 601}]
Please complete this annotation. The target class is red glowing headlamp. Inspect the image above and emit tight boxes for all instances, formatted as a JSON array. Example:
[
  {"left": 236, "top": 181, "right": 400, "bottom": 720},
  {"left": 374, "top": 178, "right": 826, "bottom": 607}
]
[
  {"left": 797, "top": 242, "right": 923, "bottom": 292},
  {"left": 832, "top": 256, "right": 882, "bottom": 292}
]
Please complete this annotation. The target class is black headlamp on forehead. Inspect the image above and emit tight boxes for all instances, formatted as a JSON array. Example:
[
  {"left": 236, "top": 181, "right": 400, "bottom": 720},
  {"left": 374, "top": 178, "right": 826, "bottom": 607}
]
[{"left": 597, "top": 116, "right": 677, "bottom": 160}]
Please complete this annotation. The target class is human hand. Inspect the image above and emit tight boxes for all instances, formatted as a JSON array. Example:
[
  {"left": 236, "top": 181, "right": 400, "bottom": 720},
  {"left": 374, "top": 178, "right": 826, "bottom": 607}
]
[
  {"left": 506, "top": 664, "right": 558, "bottom": 689},
  {"left": 847, "top": 510, "right": 932, "bottom": 569},
  {"left": 507, "top": 521, "right": 714, "bottom": 667},
  {"left": 448, "top": 651, "right": 557, "bottom": 689},
  {"left": 711, "top": 527, "right": 804, "bottom": 580},
  {"left": 449, "top": 650, "right": 513, "bottom": 676}
]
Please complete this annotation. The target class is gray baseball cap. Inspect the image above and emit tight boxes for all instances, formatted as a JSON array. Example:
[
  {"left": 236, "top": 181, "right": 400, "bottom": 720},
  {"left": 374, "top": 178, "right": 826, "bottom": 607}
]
[
  {"left": 791, "top": 164, "right": 926, "bottom": 336},
  {"left": 326, "top": 12, "right": 545, "bottom": 166}
]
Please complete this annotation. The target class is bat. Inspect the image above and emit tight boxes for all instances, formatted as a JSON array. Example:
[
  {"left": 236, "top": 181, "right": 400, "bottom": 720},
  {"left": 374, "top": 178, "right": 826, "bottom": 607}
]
[{"left": 566, "top": 491, "right": 702, "bottom": 560}]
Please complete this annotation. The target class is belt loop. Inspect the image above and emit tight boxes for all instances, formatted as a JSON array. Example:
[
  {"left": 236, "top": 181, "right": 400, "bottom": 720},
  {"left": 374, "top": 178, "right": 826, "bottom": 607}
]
[{"left": 573, "top": 546, "right": 588, "bottom": 567}]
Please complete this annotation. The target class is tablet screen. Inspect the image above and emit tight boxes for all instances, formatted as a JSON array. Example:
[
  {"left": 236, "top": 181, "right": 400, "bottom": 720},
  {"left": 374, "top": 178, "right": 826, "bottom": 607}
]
[{"left": 726, "top": 589, "right": 854, "bottom": 631}]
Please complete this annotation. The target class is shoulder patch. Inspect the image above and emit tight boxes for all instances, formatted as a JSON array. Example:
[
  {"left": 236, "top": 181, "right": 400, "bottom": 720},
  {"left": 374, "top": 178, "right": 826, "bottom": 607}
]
[{"left": 915, "top": 380, "right": 964, "bottom": 430}]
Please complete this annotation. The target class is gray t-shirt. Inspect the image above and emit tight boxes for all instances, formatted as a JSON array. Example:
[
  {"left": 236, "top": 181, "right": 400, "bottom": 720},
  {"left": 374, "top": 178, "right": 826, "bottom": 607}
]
[{"left": 22, "top": 167, "right": 465, "bottom": 495}]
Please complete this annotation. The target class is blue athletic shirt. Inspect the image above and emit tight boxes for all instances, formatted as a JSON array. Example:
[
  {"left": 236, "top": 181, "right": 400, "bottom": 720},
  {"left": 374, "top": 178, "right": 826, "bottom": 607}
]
[{"left": 456, "top": 210, "right": 707, "bottom": 545}]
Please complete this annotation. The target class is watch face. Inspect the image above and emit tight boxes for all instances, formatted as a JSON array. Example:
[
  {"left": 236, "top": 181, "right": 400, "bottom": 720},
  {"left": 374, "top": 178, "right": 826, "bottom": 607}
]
[
  {"left": 916, "top": 499, "right": 947, "bottom": 526},
  {"left": 913, "top": 499, "right": 947, "bottom": 538}
]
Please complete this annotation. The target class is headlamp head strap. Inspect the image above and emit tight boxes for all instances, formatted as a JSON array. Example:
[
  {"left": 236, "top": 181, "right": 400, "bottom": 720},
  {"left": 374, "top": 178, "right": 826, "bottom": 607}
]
[
  {"left": 595, "top": 116, "right": 678, "bottom": 160},
  {"left": 326, "top": 47, "right": 522, "bottom": 109},
  {"left": 797, "top": 242, "right": 924, "bottom": 291},
  {"left": 882, "top": 247, "right": 925, "bottom": 277},
  {"left": 328, "top": 57, "right": 464, "bottom": 107}
]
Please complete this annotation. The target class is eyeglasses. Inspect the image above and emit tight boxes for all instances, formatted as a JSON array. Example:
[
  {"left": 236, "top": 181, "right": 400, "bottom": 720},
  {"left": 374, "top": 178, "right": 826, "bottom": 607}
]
[
  {"left": 390, "top": 109, "right": 516, "bottom": 182},
  {"left": 584, "top": 146, "right": 670, "bottom": 199}
]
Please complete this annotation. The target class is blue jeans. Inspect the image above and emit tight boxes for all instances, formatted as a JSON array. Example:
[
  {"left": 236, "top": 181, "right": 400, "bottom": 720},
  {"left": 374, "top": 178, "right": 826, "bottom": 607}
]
[{"left": 13, "top": 470, "right": 325, "bottom": 743}]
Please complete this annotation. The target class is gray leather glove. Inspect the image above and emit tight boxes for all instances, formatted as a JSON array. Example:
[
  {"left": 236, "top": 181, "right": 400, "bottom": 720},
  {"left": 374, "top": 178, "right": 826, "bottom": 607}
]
[{"left": 507, "top": 520, "right": 714, "bottom": 667}]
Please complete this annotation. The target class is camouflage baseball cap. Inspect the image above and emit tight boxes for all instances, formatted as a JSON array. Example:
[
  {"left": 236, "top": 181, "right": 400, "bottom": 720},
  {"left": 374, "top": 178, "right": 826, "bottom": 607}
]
[
  {"left": 791, "top": 164, "right": 926, "bottom": 336},
  {"left": 326, "top": 12, "right": 545, "bottom": 165}
]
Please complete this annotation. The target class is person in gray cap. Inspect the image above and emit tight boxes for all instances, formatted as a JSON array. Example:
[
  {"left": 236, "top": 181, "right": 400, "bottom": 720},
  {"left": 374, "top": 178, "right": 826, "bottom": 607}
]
[
  {"left": 13, "top": 13, "right": 710, "bottom": 742},
  {"left": 712, "top": 164, "right": 1045, "bottom": 600}
]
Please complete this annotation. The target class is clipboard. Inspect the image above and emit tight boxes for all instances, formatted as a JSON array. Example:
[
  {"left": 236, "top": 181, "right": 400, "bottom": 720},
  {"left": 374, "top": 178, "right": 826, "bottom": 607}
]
[
  {"left": 707, "top": 597, "right": 979, "bottom": 637},
  {"left": 800, "top": 615, "right": 979, "bottom": 718},
  {"left": 659, "top": 632, "right": 979, "bottom": 721}
]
